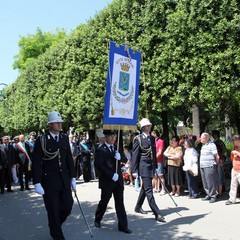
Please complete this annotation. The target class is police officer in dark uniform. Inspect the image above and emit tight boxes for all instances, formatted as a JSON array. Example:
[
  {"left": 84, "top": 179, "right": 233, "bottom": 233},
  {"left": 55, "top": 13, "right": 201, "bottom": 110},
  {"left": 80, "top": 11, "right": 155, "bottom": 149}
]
[
  {"left": 32, "top": 111, "right": 76, "bottom": 240},
  {"left": 94, "top": 130, "right": 132, "bottom": 234},
  {"left": 131, "top": 118, "right": 165, "bottom": 223}
]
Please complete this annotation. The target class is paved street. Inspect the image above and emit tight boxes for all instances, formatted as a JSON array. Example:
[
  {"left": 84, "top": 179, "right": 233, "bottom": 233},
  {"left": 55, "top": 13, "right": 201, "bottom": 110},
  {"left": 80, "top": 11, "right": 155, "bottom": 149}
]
[{"left": 0, "top": 178, "right": 239, "bottom": 240}]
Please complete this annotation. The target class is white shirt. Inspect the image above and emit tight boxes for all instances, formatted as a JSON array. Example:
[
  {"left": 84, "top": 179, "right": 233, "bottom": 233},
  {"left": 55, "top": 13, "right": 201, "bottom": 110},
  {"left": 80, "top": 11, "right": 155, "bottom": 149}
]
[
  {"left": 49, "top": 131, "right": 59, "bottom": 142},
  {"left": 183, "top": 147, "right": 198, "bottom": 171},
  {"left": 105, "top": 142, "right": 114, "bottom": 153}
]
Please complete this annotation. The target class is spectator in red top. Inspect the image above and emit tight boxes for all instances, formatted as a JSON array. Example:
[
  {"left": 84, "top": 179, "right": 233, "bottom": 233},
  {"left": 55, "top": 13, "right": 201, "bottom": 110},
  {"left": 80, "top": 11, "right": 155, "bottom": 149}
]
[
  {"left": 151, "top": 130, "right": 165, "bottom": 195},
  {"left": 226, "top": 134, "right": 240, "bottom": 205}
]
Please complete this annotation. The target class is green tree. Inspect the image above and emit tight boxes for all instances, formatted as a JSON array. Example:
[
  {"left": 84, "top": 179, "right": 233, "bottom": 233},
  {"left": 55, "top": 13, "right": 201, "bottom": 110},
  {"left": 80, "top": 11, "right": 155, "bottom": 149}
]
[
  {"left": 13, "top": 27, "right": 67, "bottom": 72},
  {"left": 1, "top": 0, "right": 240, "bottom": 137}
]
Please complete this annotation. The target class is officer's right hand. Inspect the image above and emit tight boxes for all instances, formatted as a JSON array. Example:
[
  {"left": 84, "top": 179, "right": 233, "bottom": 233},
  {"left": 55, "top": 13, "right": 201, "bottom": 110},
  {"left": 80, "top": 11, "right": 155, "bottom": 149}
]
[
  {"left": 132, "top": 173, "right": 138, "bottom": 178},
  {"left": 34, "top": 183, "right": 45, "bottom": 195},
  {"left": 112, "top": 173, "right": 119, "bottom": 182}
]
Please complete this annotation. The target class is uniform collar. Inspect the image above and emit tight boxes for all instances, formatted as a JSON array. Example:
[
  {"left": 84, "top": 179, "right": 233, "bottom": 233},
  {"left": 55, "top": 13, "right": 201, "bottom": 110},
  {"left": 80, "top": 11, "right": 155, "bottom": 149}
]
[
  {"left": 49, "top": 131, "right": 59, "bottom": 139},
  {"left": 105, "top": 142, "right": 114, "bottom": 148},
  {"left": 142, "top": 132, "right": 150, "bottom": 138}
]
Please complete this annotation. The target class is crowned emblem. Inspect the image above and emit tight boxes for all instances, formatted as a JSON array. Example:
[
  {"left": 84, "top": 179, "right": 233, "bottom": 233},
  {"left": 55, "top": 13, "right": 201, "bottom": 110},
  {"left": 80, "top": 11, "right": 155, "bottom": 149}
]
[{"left": 120, "top": 63, "right": 130, "bottom": 72}]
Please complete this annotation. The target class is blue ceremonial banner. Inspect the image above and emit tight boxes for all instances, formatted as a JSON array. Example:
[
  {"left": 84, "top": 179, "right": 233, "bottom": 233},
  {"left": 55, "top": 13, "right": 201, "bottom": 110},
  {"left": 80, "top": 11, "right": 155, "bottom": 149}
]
[{"left": 103, "top": 41, "right": 141, "bottom": 130}]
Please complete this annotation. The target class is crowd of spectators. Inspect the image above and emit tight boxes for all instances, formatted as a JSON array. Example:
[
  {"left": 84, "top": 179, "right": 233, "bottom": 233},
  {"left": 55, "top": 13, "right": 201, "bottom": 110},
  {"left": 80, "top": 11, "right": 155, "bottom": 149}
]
[
  {"left": 1, "top": 128, "right": 239, "bottom": 207},
  {"left": 121, "top": 130, "right": 240, "bottom": 205},
  {"left": 0, "top": 130, "right": 97, "bottom": 194}
]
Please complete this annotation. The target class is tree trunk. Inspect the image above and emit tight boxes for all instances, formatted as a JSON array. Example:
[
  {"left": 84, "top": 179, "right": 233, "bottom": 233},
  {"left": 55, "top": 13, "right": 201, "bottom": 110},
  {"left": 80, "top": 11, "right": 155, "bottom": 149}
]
[
  {"left": 235, "top": 107, "right": 240, "bottom": 134},
  {"left": 161, "top": 110, "right": 169, "bottom": 148},
  {"left": 225, "top": 114, "right": 232, "bottom": 141},
  {"left": 192, "top": 104, "right": 200, "bottom": 137}
]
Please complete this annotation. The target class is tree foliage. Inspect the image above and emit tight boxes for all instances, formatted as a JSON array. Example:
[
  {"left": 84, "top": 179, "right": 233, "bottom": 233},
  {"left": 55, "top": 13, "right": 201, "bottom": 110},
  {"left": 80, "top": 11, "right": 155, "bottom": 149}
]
[
  {"left": 13, "top": 27, "right": 67, "bottom": 72},
  {"left": 0, "top": 0, "right": 240, "bottom": 136}
]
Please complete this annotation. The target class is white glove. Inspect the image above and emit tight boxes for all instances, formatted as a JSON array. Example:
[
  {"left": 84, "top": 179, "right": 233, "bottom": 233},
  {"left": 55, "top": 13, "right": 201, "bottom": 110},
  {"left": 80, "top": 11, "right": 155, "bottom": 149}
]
[
  {"left": 115, "top": 152, "right": 121, "bottom": 161},
  {"left": 34, "top": 183, "right": 45, "bottom": 195},
  {"left": 112, "top": 173, "right": 119, "bottom": 182},
  {"left": 71, "top": 178, "right": 76, "bottom": 191},
  {"left": 132, "top": 173, "right": 138, "bottom": 178}
]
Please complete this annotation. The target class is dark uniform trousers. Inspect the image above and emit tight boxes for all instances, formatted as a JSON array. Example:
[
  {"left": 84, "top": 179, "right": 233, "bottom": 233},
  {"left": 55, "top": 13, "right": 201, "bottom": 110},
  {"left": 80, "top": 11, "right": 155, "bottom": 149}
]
[
  {"left": 43, "top": 188, "right": 73, "bottom": 240},
  {"left": 132, "top": 134, "right": 161, "bottom": 217},
  {"left": 95, "top": 183, "right": 128, "bottom": 229},
  {"left": 18, "top": 160, "right": 30, "bottom": 189},
  {"left": 94, "top": 144, "right": 128, "bottom": 230},
  {"left": 135, "top": 177, "right": 161, "bottom": 215},
  {"left": 16, "top": 143, "right": 31, "bottom": 190},
  {"left": 32, "top": 132, "right": 75, "bottom": 240}
]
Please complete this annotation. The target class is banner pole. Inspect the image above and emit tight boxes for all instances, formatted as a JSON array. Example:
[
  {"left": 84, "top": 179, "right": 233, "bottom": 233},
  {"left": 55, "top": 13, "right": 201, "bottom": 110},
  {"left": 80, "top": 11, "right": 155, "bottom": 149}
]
[{"left": 116, "top": 125, "right": 120, "bottom": 173}]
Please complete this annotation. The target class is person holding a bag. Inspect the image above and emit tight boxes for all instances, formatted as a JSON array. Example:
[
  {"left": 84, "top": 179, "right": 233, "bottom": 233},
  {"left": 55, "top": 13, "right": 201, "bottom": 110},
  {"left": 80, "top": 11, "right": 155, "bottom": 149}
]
[{"left": 183, "top": 139, "right": 199, "bottom": 199}]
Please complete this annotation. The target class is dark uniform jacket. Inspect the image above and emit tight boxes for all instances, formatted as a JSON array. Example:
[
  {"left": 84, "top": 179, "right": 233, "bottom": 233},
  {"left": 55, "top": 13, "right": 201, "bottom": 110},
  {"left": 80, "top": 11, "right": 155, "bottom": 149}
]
[
  {"left": 95, "top": 143, "right": 126, "bottom": 189},
  {"left": 32, "top": 131, "right": 75, "bottom": 191},
  {"left": 131, "top": 133, "right": 157, "bottom": 178},
  {"left": 0, "top": 146, "right": 6, "bottom": 169},
  {"left": 0, "top": 144, "right": 16, "bottom": 167}
]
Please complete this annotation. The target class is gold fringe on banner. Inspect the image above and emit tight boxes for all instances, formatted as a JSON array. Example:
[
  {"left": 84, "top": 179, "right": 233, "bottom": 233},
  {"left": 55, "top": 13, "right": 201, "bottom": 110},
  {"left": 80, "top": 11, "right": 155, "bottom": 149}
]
[{"left": 103, "top": 124, "right": 137, "bottom": 131}]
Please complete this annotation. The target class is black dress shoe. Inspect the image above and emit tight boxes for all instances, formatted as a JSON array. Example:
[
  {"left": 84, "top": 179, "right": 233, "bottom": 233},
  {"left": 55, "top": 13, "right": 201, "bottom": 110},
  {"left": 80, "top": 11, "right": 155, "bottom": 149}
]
[
  {"left": 20, "top": 187, "right": 24, "bottom": 191},
  {"left": 118, "top": 227, "right": 132, "bottom": 234},
  {"left": 134, "top": 207, "right": 148, "bottom": 214},
  {"left": 155, "top": 214, "right": 166, "bottom": 223},
  {"left": 94, "top": 221, "right": 101, "bottom": 228},
  {"left": 25, "top": 187, "right": 31, "bottom": 190},
  {"left": 0, "top": 189, "right": 4, "bottom": 194},
  {"left": 7, "top": 189, "right": 14, "bottom": 193}
]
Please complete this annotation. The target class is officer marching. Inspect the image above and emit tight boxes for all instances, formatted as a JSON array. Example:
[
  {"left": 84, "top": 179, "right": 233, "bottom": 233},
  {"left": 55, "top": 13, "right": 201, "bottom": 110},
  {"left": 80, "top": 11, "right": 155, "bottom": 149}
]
[
  {"left": 131, "top": 118, "right": 166, "bottom": 223},
  {"left": 94, "top": 130, "right": 132, "bottom": 234},
  {"left": 32, "top": 111, "right": 76, "bottom": 240}
]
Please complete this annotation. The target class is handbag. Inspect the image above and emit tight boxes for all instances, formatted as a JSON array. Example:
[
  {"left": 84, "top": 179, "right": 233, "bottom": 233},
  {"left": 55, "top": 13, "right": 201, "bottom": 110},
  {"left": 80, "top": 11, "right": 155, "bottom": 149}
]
[{"left": 188, "top": 163, "right": 198, "bottom": 176}]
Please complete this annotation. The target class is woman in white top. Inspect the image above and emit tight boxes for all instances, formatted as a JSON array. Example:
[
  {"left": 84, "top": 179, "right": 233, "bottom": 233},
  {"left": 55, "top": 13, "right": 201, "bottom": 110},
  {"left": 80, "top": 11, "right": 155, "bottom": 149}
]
[{"left": 183, "top": 139, "right": 199, "bottom": 198}]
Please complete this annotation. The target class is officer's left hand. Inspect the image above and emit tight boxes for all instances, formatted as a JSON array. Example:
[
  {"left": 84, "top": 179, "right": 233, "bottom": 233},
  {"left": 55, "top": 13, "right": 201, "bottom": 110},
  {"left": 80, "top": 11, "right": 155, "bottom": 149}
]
[
  {"left": 132, "top": 173, "right": 138, "bottom": 178},
  {"left": 71, "top": 178, "right": 76, "bottom": 191},
  {"left": 115, "top": 152, "right": 121, "bottom": 161}
]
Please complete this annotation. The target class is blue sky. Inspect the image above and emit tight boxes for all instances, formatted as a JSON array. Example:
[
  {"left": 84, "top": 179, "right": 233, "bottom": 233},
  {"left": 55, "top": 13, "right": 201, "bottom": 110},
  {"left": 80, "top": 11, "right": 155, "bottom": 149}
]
[{"left": 0, "top": 0, "right": 112, "bottom": 86}]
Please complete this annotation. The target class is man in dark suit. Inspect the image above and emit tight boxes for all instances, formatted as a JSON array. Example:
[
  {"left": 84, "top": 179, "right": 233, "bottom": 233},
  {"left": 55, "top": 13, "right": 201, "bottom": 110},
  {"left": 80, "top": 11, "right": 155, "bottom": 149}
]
[
  {"left": 79, "top": 135, "right": 92, "bottom": 182},
  {"left": 94, "top": 130, "right": 132, "bottom": 234},
  {"left": 131, "top": 118, "right": 165, "bottom": 222},
  {"left": 69, "top": 134, "right": 79, "bottom": 178},
  {"left": 16, "top": 134, "right": 32, "bottom": 191},
  {"left": 0, "top": 144, "right": 6, "bottom": 194},
  {"left": 1, "top": 136, "right": 16, "bottom": 192},
  {"left": 32, "top": 111, "right": 76, "bottom": 240}
]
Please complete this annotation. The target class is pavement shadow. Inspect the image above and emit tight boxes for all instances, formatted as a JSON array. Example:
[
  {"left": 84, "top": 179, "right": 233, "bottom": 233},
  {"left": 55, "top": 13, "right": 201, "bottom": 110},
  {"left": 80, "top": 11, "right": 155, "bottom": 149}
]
[
  {"left": 0, "top": 189, "right": 50, "bottom": 240},
  {"left": 64, "top": 200, "right": 211, "bottom": 240},
  {"left": 0, "top": 186, "right": 219, "bottom": 240}
]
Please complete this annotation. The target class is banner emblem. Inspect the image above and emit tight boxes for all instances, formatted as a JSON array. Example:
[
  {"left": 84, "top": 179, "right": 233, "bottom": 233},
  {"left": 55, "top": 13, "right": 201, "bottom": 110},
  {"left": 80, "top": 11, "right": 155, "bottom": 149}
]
[{"left": 103, "top": 41, "right": 141, "bottom": 130}]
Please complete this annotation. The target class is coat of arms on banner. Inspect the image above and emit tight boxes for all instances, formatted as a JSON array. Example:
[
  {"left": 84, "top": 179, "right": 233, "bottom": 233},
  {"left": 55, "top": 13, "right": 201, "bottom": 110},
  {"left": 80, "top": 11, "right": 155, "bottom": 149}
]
[
  {"left": 111, "top": 56, "right": 135, "bottom": 118},
  {"left": 103, "top": 41, "right": 141, "bottom": 130},
  {"left": 119, "top": 64, "right": 130, "bottom": 94}
]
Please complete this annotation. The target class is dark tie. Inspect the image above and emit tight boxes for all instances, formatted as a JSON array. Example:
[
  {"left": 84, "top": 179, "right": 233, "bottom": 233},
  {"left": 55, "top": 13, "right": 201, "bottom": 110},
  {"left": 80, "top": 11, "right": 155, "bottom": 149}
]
[
  {"left": 54, "top": 136, "right": 58, "bottom": 142},
  {"left": 110, "top": 145, "right": 114, "bottom": 153}
]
